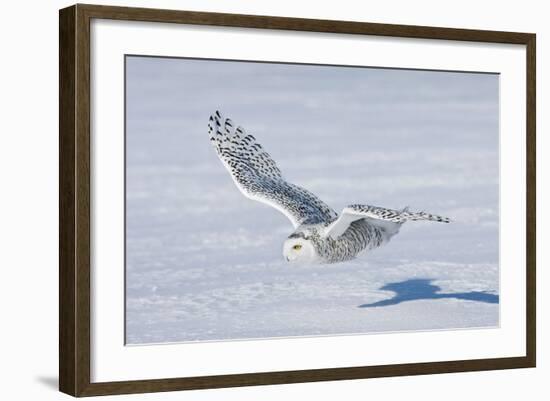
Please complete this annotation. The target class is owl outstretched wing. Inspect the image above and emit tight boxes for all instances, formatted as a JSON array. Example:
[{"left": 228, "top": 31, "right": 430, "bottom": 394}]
[
  {"left": 208, "top": 111, "right": 337, "bottom": 228},
  {"left": 324, "top": 204, "right": 450, "bottom": 239}
]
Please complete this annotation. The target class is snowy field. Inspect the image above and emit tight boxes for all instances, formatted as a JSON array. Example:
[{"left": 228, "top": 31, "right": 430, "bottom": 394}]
[{"left": 125, "top": 56, "right": 499, "bottom": 344}]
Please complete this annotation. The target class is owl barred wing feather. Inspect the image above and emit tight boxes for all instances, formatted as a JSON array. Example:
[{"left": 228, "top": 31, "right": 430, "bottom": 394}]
[
  {"left": 346, "top": 204, "right": 451, "bottom": 224},
  {"left": 325, "top": 204, "right": 450, "bottom": 239},
  {"left": 208, "top": 111, "right": 337, "bottom": 228}
]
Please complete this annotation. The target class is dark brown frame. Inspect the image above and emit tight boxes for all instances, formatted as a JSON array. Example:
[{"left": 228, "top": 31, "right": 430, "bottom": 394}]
[{"left": 59, "top": 3, "right": 536, "bottom": 397}]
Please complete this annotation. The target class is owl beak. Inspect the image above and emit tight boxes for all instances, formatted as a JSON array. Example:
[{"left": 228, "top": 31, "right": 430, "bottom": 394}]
[{"left": 285, "top": 256, "right": 290, "bottom": 262}]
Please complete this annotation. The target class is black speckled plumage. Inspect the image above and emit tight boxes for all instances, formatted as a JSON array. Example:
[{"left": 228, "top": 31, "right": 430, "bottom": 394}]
[
  {"left": 208, "top": 111, "right": 450, "bottom": 264},
  {"left": 208, "top": 111, "right": 337, "bottom": 227}
]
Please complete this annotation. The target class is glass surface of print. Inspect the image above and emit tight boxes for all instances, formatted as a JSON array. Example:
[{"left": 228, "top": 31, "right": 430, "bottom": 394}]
[{"left": 125, "top": 56, "right": 499, "bottom": 344}]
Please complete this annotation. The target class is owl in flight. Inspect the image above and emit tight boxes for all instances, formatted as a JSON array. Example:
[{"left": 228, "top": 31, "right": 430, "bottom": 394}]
[{"left": 208, "top": 111, "right": 450, "bottom": 264}]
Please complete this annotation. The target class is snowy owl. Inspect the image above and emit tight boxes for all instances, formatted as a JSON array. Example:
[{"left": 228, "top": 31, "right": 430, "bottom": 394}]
[{"left": 208, "top": 111, "right": 450, "bottom": 264}]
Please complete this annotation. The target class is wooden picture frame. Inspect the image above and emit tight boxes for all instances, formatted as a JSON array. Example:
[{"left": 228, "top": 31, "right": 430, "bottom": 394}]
[{"left": 59, "top": 3, "right": 536, "bottom": 397}]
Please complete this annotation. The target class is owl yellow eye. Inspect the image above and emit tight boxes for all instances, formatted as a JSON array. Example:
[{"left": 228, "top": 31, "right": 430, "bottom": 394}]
[{"left": 293, "top": 244, "right": 302, "bottom": 251}]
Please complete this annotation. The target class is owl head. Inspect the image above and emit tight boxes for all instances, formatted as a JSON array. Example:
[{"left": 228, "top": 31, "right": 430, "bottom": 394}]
[{"left": 283, "top": 232, "right": 319, "bottom": 263}]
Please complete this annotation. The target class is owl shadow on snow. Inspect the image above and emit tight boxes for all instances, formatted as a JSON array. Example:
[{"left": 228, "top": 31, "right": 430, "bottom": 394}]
[{"left": 359, "top": 278, "right": 499, "bottom": 308}]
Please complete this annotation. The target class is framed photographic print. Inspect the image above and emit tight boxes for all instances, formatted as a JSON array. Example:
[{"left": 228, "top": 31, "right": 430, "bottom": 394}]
[{"left": 59, "top": 4, "right": 536, "bottom": 397}]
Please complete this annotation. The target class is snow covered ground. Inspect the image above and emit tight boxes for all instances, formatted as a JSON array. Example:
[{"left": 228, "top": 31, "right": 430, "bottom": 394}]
[{"left": 125, "top": 56, "right": 499, "bottom": 344}]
